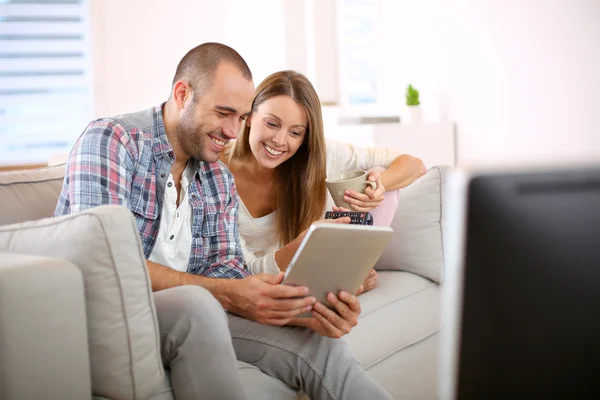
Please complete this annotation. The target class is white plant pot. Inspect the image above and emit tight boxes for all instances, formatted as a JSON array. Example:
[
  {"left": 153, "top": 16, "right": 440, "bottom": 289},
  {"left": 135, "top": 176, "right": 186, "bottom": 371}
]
[{"left": 404, "top": 106, "right": 423, "bottom": 124}]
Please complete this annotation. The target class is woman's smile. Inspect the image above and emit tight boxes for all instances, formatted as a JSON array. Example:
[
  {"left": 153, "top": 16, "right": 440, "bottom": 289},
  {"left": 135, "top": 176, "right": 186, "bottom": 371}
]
[{"left": 263, "top": 143, "right": 285, "bottom": 158}]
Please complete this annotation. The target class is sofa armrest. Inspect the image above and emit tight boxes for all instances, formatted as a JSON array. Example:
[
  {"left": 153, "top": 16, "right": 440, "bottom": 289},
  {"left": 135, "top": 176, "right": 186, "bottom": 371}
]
[
  {"left": 0, "top": 253, "right": 91, "bottom": 400},
  {"left": 0, "top": 205, "right": 164, "bottom": 399}
]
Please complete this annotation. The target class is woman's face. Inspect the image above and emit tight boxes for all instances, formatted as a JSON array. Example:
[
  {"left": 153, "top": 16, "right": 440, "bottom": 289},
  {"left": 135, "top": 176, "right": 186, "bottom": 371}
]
[{"left": 247, "top": 95, "right": 307, "bottom": 169}]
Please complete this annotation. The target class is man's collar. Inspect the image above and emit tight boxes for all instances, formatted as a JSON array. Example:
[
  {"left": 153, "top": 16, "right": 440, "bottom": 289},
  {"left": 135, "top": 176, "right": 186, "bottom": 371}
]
[{"left": 152, "top": 103, "right": 174, "bottom": 160}]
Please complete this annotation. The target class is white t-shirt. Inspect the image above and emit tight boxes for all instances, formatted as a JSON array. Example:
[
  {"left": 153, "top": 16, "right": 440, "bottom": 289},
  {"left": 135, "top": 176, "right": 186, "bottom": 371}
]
[
  {"left": 239, "top": 139, "right": 400, "bottom": 275},
  {"left": 149, "top": 163, "right": 195, "bottom": 272},
  {"left": 238, "top": 200, "right": 280, "bottom": 275}
]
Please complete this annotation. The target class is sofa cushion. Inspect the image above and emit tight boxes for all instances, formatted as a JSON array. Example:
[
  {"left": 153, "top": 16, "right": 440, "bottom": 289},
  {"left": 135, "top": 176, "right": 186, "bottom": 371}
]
[
  {"left": 345, "top": 270, "right": 441, "bottom": 399},
  {"left": 374, "top": 165, "right": 450, "bottom": 283},
  {"left": 0, "top": 165, "right": 65, "bottom": 226},
  {"left": 0, "top": 205, "right": 163, "bottom": 400}
]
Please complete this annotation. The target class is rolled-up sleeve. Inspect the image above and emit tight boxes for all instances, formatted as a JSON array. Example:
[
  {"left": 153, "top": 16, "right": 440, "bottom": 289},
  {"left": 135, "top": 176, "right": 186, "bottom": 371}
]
[
  {"left": 55, "top": 120, "right": 136, "bottom": 215},
  {"left": 325, "top": 139, "right": 400, "bottom": 178}
]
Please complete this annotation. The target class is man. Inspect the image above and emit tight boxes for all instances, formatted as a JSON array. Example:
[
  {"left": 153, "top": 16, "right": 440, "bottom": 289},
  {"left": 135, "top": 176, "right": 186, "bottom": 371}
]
[{"left": 55, "top": 42, "right": 392, "bottom": 400}]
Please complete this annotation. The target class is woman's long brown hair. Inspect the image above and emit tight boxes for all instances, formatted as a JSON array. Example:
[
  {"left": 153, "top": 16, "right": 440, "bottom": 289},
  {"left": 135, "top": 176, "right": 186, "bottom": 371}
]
[{"left": 228, "top": 70, "right": 327, "bottom": 246}]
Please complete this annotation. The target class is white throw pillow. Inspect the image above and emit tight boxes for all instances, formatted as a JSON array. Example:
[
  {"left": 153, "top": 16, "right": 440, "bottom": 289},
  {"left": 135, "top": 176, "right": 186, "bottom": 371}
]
[{"left": 374, "top": 166, "right": 450, "bottom": 283}]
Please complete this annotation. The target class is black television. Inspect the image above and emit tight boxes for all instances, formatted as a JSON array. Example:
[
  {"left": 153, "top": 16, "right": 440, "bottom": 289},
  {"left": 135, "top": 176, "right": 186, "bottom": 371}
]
[{"left": 440, "top": 166, "right": 600, "bottom": 400}]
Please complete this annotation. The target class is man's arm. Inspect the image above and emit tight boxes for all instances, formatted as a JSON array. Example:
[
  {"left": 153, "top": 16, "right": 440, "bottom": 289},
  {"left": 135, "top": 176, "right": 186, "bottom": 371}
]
[
  {"left": 146, "top": 260, "right": 237, "bottom": 303},
  {"left": 147, "top": 260, "right": 314, "bottom": 324}
]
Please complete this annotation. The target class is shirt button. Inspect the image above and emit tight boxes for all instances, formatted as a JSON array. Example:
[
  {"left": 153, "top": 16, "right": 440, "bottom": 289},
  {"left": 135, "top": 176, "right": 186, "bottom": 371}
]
[
  {"left": 169, "top": 235, "right": 174, "bottom": 240},
  {"left": 192, "top": 195, "right": 197, "bottom": 200},
  {"left": 160, "top": 173, "right": 166, "bottom": 178},
  {"left": 194, "top": 233, "right": 200, "bottom": 238},
  {"left": 167, "top": 182, "right": 173, "bottom": 187}
]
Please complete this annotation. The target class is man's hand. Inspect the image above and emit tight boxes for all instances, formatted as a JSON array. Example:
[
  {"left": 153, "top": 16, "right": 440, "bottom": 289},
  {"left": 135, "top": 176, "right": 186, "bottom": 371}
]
[
  {"left": 226, "top": 272, "right": 316, "bottom": 326},
  {"left": 296, "top": 291, "right": 361, "bottom": 338},
  {"left": 355, "top": 269, "right": 378, "bottom": 296},
  {"left": 343, "top": 171, "right": 386, "bottom": 212}
]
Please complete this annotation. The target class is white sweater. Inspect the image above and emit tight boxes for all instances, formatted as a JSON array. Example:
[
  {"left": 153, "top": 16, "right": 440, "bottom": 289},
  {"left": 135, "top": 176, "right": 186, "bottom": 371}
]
[{"left": 239, "top": 139, "right": 400, "bottom": 275}]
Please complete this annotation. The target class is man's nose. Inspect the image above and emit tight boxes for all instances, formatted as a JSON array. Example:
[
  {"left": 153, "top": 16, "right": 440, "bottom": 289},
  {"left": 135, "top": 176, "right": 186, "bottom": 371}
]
[{"left": 222, "top": 117, "right": 241, "bottom": 139}]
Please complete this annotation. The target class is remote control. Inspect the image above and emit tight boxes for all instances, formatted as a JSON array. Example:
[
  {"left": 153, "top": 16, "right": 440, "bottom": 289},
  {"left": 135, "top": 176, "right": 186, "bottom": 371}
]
[{"left": 324, "top": 211, "right": 374, "bottom": 225}]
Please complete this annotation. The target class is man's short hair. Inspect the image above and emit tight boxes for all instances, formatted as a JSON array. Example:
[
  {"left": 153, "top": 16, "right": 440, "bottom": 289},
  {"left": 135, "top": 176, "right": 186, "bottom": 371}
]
[{"left": 171, "top": 42, "right": 252, "bottom": 98}]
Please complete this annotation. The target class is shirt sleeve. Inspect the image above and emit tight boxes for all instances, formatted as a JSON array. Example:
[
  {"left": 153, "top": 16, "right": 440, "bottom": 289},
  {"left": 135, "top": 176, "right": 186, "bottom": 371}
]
[
  {"left": 201, "top": 176, "right": 250, "bottom": 279},
  {"left": 325, "top": 139, "right": 401, "bottom": 178},
  {"left": 56, "top": 119, "right": 136, "bottom": 214},
  {"left": 240, "top": 233, "right": 281, "bottom": 275}
]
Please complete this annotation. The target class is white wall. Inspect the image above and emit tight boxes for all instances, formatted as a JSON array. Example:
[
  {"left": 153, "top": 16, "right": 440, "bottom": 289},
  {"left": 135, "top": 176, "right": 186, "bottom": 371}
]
[
  {"left": 380, "top": 0, "right": 600, "bottom": 166},
  {"left": 91, "top": 0, "right": 600, "bottom": 167},
  {"left": 90, "top": 0, "right": 285, "bottom": 117}
]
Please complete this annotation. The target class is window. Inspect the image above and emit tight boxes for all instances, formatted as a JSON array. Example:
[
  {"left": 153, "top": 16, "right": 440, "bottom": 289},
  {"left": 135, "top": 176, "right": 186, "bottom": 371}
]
[
  {"left": 0, "top": 0, "right": 93, "bottom": 166},
  {"left": 337, "top": 0, "right": 379, "bottom": 106}
]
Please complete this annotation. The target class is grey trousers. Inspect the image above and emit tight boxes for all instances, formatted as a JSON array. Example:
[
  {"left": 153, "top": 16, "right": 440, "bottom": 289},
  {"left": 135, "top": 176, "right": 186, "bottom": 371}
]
[
  {"left": 228, "top": 314, "right": 392, "bottom": 400},
  {"left": 155, "top": 285, "right": 392, "bottom": 400},
  {"left": 153, "top": 286, "right": 248, "bottom": 400}
]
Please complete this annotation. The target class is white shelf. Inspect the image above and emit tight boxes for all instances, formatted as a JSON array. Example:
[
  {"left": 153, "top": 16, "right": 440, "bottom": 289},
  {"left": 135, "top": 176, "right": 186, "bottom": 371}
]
[
  {"left": 372, "top": 122, "right": 456, "bottom": 167},
  {"left": 323, "top": 118, "right": 457, "bottom": 167}
]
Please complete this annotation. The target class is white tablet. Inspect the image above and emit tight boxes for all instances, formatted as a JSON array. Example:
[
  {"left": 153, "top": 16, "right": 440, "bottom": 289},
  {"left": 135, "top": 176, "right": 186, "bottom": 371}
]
[{"left": 282, "top": 222, "right": 393, "bottom": 317}]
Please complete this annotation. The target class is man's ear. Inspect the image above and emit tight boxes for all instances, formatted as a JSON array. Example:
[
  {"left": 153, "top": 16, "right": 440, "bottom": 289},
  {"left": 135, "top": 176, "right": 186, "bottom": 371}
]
[
  {"left": 245, "top": 112, "right": 253, "bottom": 127},
  {"left": 172, "top": 80, "right": 191, "bottom": 109}
]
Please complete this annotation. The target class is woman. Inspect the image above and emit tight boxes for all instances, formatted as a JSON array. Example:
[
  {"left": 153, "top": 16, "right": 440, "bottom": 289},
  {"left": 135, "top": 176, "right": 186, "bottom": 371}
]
[{"left": 222, "top": 70, "right": 426, "bottom": 294}]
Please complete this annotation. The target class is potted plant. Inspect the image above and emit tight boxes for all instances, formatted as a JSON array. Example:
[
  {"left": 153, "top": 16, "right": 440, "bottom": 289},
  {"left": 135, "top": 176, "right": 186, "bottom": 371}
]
[{"left": 404, "top": 84, "right": 422, "bottom": 124}]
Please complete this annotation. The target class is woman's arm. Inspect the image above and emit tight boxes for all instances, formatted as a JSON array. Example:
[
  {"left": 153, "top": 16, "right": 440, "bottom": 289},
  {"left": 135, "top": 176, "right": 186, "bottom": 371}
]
[
  {"left": 239, "top": 232, "right": 281, "bottom": 275},
  {"left": 378, "top": 154, "right": 427, "bottom": 191},
  {"left": 326, "top": 139, "right": 425, "bottom": 190},
  {"left": 325, "top": 140, "right": 427, "bottom": 211},
  {"left": 273, "top": 234, "right": 305, "bottom": 271}
]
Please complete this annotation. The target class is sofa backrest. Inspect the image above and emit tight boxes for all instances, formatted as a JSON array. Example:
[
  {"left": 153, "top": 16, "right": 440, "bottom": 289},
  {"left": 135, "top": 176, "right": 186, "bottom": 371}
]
[
  {"left": 0, "top": 166, "right": 166, "bottom": 398},
  {"left": 0, "top": 164, "right": 66, "bottom": 226}
]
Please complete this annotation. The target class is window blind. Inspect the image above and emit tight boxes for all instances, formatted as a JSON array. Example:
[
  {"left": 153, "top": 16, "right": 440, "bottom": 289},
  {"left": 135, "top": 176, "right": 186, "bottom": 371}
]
[{"left": 0, "top": 0, "right": 93, "bottom": 166}]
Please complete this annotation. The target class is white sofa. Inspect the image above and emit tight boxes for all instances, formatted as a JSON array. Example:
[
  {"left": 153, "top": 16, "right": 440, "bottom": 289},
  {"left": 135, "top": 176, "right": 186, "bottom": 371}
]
[{"left": 0, "top": 164, "right": 450, "bottom": 399}]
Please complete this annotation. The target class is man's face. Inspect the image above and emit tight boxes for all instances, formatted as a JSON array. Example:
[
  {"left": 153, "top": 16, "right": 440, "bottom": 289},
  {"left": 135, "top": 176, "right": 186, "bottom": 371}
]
[{"left": 177, "top": 63, "right": 254, "bottom": 163}]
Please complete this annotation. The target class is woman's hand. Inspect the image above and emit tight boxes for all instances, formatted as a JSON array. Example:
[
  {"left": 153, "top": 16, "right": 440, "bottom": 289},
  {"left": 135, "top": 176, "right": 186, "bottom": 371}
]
[
  {"left": 302, "top": 214, "right": 351, "bottom": 238},
  {"left": 355, "top": 269, "right": 378, "bottom": 296},
  {"left": 343, "top": 171, "right": 386, "bottom": 212}
]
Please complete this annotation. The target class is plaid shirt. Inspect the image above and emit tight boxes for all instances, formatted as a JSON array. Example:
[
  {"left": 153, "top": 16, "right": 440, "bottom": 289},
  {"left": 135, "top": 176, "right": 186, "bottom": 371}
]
[{"left": 54, "top": 105, "right": 249, "bottom": 279}]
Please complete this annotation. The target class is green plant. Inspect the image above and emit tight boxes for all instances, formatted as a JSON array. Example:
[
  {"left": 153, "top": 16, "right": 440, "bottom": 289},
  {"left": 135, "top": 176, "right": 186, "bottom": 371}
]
[{"left": 405, "top": 84, "right": 420, "bottom": 106}]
